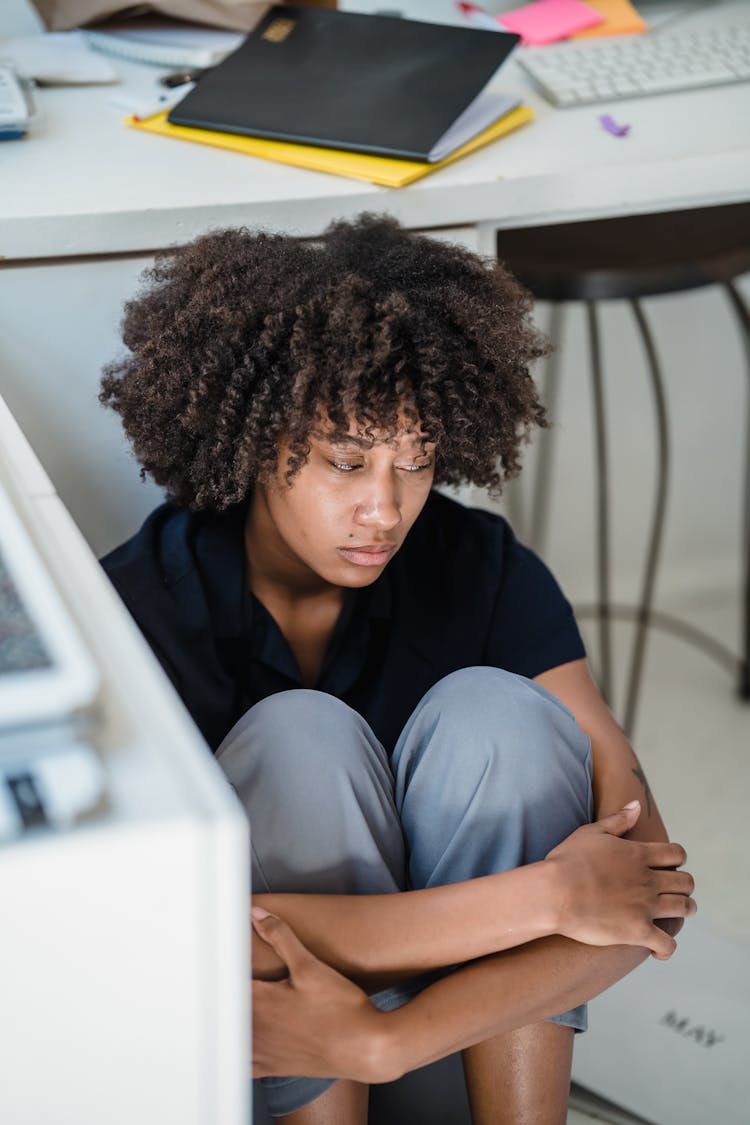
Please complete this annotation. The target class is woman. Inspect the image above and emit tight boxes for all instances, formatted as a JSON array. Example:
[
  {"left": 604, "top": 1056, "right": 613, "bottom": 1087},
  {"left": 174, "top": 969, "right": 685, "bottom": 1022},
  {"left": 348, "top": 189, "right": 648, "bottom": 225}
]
[{"left": 100, "top": 215, "right": 695, "bottom": 1124}]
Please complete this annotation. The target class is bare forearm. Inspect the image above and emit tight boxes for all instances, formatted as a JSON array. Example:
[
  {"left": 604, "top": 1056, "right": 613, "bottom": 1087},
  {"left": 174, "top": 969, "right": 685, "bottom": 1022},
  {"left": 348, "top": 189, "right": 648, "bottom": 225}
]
[
  {"left": 253, "top": 861, "right": 556, "bottom": 987},
  {"left": 253, "top": 768, "right": 675, "bottom": 988},
  {"left": 251, "top": 894, "right": 686, "bottom": 1085},
  {"left": 595, "top": 745, "right": 669, "bottom": 842},
  {"left": 378, "top": 936, "right": 647, "bottom": 1078}
]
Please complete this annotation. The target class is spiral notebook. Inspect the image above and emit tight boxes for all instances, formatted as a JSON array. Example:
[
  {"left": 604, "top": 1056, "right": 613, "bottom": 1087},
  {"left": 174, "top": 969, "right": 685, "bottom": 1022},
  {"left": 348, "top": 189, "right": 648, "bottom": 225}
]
[{"left": 83, "top": 22, "right": 244, "bottom": 68}]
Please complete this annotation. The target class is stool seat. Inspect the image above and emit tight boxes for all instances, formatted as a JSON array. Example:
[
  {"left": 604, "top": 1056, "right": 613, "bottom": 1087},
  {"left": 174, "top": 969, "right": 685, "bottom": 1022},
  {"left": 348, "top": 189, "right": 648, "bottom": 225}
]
[{"left": 497, "top": 202, "right": 750, "bottom": 301}]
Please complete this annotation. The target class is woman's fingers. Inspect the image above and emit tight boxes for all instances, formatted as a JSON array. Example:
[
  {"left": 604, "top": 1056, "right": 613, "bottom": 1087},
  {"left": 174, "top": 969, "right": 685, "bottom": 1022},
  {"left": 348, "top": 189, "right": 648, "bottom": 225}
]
[
  {"left": 251, "top": 908, "right": 318, "bottom": 979},
  {"left": 653, "top": 894, "right": 697, "bottom": 919},
  {"left": 655, "top": 869, "right": 695, "bottom": 896},
  {"left": 649, "top": 924, "right": 678, "bottom": 960},
  {"left": 591, "top": 801, "right": 642, "bottom": 837},
  {"left": 644, "top": 840, "right": 688, "bottom": 869}
]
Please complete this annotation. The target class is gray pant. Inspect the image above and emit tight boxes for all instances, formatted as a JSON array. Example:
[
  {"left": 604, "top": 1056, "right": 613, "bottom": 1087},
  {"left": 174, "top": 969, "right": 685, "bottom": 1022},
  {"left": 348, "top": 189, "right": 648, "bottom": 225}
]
[{"left": 216, "top": 667, "right": 593, "bottom": 1119}]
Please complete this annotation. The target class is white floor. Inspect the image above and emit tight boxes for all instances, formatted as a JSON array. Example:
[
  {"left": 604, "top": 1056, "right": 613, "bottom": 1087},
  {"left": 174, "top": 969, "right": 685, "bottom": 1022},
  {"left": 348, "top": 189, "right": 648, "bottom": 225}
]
[{"left": 567, "top": 585, "right": 750, "bottom": 1124}]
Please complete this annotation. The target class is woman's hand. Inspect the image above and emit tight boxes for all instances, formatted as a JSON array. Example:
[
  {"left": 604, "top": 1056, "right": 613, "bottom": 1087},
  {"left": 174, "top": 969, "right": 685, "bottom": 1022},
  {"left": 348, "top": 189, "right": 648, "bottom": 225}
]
[
  {"left": 251, "top": 907, "right": 399, "bottom": 1084},
  {"left": 544, "top": 801, "right": 696, "bottom": 960}
]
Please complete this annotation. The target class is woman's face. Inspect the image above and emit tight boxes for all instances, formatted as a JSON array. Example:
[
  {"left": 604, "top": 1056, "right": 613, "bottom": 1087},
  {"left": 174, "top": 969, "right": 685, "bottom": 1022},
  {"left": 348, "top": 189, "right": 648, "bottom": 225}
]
[{"left": 250, "top": 419, "right": 437, "bottom": 590}]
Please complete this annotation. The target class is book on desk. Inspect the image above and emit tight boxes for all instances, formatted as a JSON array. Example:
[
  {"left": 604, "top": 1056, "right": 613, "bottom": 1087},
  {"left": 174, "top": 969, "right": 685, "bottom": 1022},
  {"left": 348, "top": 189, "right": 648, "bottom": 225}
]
[{"left": 167, "top": 5, "right": 521, "bottom": 161}]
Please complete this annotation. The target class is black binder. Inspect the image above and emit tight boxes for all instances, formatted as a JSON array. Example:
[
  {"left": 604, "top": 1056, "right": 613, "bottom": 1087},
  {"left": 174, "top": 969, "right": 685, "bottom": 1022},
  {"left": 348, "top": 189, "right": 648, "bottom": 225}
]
[{"left": 168, "top": 5, "right": 520, "bottom": 162}]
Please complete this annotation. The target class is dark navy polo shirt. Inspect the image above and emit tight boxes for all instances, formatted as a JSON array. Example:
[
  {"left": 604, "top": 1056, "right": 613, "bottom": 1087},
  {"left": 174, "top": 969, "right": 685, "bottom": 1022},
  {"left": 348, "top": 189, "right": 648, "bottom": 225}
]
[{"left": 101, "top": 491, "right": 585, "bottom": 754}]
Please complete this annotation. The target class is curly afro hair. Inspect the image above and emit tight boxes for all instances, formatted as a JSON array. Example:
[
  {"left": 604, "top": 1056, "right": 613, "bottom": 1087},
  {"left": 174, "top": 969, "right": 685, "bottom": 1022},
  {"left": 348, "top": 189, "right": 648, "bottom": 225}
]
[{"left": 100, "top": 213, "right": 549, "bottom": 511}]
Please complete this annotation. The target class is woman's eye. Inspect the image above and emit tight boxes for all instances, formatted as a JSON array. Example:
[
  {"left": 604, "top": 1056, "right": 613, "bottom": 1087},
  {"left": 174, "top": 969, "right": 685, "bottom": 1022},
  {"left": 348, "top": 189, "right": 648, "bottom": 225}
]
[
  {"left": 329, "top": 461, "right": 360, "bottom": 473},
  {"left": 400, "top": 461, "right": 434, "bottom": 473}
]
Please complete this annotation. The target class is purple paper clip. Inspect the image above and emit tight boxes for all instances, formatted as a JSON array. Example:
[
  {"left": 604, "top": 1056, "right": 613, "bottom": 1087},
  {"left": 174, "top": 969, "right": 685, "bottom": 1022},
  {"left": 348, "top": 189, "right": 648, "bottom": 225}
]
[{"left": 599, "top": 114, "right": 631, "bottom": 138}]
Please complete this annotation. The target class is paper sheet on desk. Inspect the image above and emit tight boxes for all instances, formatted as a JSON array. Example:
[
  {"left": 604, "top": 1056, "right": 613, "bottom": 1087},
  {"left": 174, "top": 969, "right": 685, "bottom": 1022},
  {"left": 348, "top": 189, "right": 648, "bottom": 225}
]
[
  {"left": 572, "top": 918, "right": 750, "bottom": 1125},
  {"left": 1, "top": 32, "right": 117, "bottom": 85},
  {"left": 126, "top": 104, "right": 535, "bottom": 188}
]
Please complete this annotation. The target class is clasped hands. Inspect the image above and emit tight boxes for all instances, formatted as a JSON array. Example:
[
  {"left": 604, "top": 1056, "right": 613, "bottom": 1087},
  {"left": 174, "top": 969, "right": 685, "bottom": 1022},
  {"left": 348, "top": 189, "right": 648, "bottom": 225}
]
[
  {"left": 544, "top": 799, "right": 696, "bottom": 959},
  {"left": 251, "top": 799, "right": 696, "bottom": 1080}
]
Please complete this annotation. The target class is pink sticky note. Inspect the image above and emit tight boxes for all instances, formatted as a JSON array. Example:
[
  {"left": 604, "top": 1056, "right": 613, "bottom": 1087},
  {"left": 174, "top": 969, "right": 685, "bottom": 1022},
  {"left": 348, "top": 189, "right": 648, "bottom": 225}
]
[{"left": 499, "top": 0, "right": 604, "bottom": 45}]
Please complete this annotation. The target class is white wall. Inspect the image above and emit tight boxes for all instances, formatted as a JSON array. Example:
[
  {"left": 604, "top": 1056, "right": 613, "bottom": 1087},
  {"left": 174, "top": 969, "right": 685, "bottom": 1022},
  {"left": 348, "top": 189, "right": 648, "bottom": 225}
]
[
  {"left": 1, "top": 0, "right": 43, "bottom": 36},
  {"left": 0, "top": 258, "right": 164, "bottom": 553}
]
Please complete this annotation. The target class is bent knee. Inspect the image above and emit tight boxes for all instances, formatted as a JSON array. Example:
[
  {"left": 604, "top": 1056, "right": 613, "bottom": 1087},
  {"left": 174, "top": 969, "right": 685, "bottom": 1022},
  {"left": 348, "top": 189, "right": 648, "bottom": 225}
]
[
  {"left": 216, "top": 689, "right": 380, "bottom": 788},
  {"left": 423, "top": 666, "right": 588, "bottom": 762},
  {"left": 399, "top": 666, "right": 592, "bottom": 815}
]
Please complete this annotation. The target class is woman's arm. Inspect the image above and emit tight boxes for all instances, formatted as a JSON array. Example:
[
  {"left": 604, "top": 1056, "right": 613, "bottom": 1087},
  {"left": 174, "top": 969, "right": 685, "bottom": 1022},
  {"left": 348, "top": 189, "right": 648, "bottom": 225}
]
[
  {"left": 253, "top": 862, "right": 554, "bottom": 988},
  {"left": 252, "top": 806, "right": 689, "bottom": 988},
  {"left": 535, "top": 658, "right": 669, "bottom": 841},
  {"left": 252, "top": 905, "right": 679, "bottom": 1082}
]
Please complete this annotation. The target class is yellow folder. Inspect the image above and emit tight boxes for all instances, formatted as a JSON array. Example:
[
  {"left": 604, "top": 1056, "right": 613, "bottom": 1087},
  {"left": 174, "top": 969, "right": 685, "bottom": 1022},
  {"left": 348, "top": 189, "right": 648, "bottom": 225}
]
[{"left": 126, "top": 104, "right": 534, "bottom": 188}]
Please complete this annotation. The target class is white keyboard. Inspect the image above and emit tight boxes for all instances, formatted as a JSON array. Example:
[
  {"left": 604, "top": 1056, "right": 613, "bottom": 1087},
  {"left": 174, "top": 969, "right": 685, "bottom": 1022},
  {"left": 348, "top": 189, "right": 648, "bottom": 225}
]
[
  {"left": 0, "top": 65, "right": 31, "bottom": 137},
  {"left": 516, "top": 22, "right": 750, "bottom": 107}
]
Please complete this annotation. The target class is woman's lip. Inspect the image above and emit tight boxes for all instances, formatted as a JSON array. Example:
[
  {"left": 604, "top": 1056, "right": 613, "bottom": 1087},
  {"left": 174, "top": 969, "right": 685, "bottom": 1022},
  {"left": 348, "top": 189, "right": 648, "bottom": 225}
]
[{"left": 337, "top": 546, "right": 394, "bottom": 566}]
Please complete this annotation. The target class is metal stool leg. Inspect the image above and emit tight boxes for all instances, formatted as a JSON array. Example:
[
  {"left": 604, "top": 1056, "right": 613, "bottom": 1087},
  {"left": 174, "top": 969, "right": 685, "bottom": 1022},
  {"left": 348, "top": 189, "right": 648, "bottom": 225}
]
[
  {"left": 528, "top": 303, "right": 564, "bottom": 557},
  {"left": 724, "top": 280, "right": 750, "bottom": 700},
  {"left": 587, "top": 301, "right": 613, "bottom": 706},
  {"left": 622, "top": 300, "right": 671, "bottom": 739}
]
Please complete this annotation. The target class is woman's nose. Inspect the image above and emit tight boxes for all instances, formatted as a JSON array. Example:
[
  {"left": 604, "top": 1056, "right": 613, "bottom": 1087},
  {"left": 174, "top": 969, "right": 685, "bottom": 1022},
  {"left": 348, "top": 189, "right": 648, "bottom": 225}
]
[{"left": 353, "top": 478, "right": 401, "bottom": 530}]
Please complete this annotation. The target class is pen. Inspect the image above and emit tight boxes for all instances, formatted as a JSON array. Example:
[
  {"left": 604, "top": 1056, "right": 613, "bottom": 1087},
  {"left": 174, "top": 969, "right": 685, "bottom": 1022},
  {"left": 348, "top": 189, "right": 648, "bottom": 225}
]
[
  {"left": 456, "top": 2, "right": 503, "bottom": 32},
  {"left": 159, "top": 67, "right": 211, "bottom": 88},
  {"left": 108, "top": 85, "right": 195, "bottom": 121}
]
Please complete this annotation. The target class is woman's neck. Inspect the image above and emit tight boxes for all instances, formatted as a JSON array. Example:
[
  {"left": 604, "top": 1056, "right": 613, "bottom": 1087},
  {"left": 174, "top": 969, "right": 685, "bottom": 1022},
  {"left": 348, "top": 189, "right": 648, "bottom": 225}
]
[
  {"left": 244, "top": 491, "right": 346, "bottom": 687},
  {"left": 244, "top": 491, "right": 341, "bottom": 608}
]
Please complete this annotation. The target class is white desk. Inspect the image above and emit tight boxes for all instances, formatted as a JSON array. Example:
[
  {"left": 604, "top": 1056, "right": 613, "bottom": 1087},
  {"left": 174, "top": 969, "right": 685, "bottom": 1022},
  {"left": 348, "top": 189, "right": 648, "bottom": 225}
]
[{"left": 1, "top": 1, "right": 750, "bottom": 261}]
